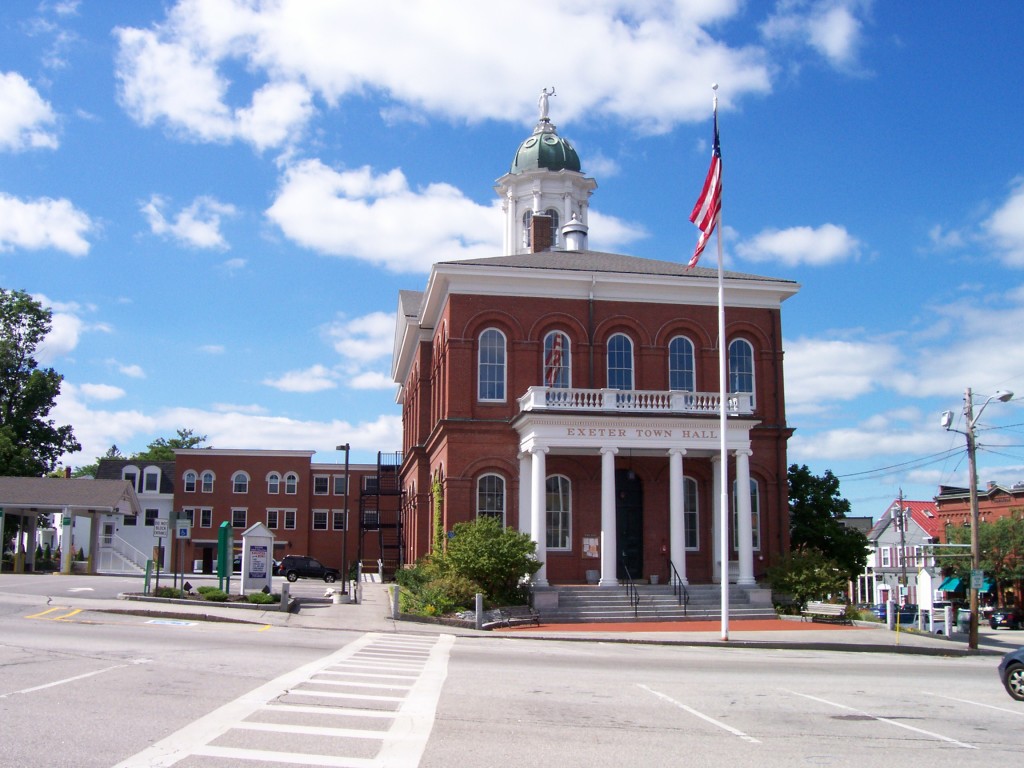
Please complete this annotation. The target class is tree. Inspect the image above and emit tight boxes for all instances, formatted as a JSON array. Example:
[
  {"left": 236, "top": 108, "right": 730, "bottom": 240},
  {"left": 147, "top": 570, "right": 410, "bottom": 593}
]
[
  {"left": 444, "top": 516, "right": 542, "bottom": 605},
  {"left": 131, "top": 428, "right": 208, "bottom": 461},
  {"left": 937, "top": 517, "right": 1024, "bottom": 606},
  {"left": 0, "top": 288, "right": 80, "bottom": 477},
  {"left": 767, "top": 548, "right": 849, "bottom": 610},
  {"left": 72, "top": 445, "right": 124, "bottom": 478},
  {"left": 788, "top": 464, "right": 868, "bottom": 579}
]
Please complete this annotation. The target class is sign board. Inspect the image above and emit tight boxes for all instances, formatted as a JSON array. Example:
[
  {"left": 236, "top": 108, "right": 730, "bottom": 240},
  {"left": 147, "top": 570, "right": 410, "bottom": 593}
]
[
  {"left": 248, "top": 545, "right": 268, "bottom": 579},
  {"left": 153, "top": 519, "right": 169, "bottom": 538},
  {"left": 970, "top": 569, "right": 984, "bottom": 590},
  {"left": 175, "top": 520, "right": 191, "bottom": 539}
]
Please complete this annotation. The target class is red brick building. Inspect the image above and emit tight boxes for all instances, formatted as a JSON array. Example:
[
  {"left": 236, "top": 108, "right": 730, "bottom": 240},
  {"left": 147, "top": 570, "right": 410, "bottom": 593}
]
[
  {"left": 172, "top": 449, "right": 400, "bottom": 575},
  {"left": 934, "top": 482, "right": 1024, "bottom": 541},
  {"left": 392, "top": 103, "right": 799, "bottom": 588}
]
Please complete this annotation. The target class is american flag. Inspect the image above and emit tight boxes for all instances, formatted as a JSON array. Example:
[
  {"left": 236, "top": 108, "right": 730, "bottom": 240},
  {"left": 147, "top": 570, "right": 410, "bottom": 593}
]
[
  {"left": 687, "top": 109, "right": 721, "bottom": 269},
  {"left": 544, "top": 333, "right": 564, "bottom": 386}
]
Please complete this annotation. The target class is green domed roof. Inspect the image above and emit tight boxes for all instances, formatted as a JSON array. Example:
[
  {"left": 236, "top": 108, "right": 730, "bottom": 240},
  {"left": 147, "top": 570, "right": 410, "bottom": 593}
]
[{"left": 510, "top": 120, "right": 581, "bottom": 174}]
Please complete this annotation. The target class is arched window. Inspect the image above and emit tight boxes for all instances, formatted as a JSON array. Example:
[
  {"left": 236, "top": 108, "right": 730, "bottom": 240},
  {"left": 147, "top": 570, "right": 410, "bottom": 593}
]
[
  {"left": 478, "top": 328, "right": 506, "bottom": 401},
  {"left": 476, "top": 474, "right": 505, "bottom": 524},
  {"left": 231, "top": 471, "right": 249, "bottom": 494},
  {"left": 267, "top": 472, "right": 280, "bottom": 494},
  {"left": 669, "top": 336, "right": 695, "bottom": 392},
  {"left": 543, "top": 330, "right": 570, "bottom": 388},
  {"left": 546, "top": 475, "right": 571, "bottom": 550},
  {"left": 122, "top": 465, "right": 139, "bottom": 491},
  {"left": 284, "top": 472, "right": 298, "bottom": 495},
  {"left": 607, "top": 333, "right": 634, "bottom": 390},
  {"left": 183, "top": 470, "right": 197, "bottom": 493},
  {"left": 200, "top": 471, "right": 214, "bottom": 494},
  {"left": 728, "top": 338, "right": 754, "bottom": 402},
  {"left": 683, "top": 476, "right": 699, "bottom": 550},
  {"left": 732, "top": 478, "right": 761, "bottom": 551}
]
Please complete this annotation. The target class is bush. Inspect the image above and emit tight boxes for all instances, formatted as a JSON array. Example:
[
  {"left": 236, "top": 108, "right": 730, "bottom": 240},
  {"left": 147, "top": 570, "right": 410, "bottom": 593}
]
[
  {"left": 197, "top": 586, "right": 229, "bottom": 602},
  {"left": 154, "top": 586, "right": 184, "bottom": 599},
  {"left": 766, "top": 547, "right": 847, "bottom": 611},
  {"left": 444, "top": 516, "right": 541, "bottom": 606},
  {"left": 247, "top": 591, "right": 279, "bottom": 604}
]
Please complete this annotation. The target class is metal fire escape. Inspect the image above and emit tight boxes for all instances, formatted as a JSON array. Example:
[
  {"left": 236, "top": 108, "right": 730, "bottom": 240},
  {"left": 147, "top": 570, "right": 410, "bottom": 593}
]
[{"left": 357, "top": 451, "right": 403, "bottom": 579}]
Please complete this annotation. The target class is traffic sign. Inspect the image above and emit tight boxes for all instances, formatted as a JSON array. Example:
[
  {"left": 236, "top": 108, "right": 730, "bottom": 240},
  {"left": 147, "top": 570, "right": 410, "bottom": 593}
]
[{"left": 153, "top": 519, "right": 169, "bottom": 538}]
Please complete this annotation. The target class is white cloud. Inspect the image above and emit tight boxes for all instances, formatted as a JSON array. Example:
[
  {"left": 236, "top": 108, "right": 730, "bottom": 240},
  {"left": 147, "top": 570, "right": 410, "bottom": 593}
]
[
  {"left": 113, "top": 0, "right": 773, "bottom": 147},
  {"left": 761, "top": 0, "right": 869, "bottom": 71},
  {"left": 0, "top": 71, "right": 58, "bottom": 150},
  {"left": 325, "top": 311, "right": 394, "bottom": 363},
  {"left": 0, "top": 193, "right": 91, "bottom": 255},
  {"left": 199, "top": 344, "right": 225, "bottom": 354},
  {"left": 266, "top": 160, "right": 500, "bottom": 272},
  {"left": 109, "top": 360, "right": 146, "bottom": 379},
  {"left": 142, "top": 194, "right": 237, "bottom": 249},
  {"left": 737, "top": 223, "right": 860, "bottom": 266},
  {"left": 35, "top": 310, "right": 84, "bottom": 363},
  {"left": 784, "top": 336, "right": 900, "bottom": 415},
  {"left": 263, "top": 364, "right": 338, "bottom": 393},
  {"left": 350, "top": 371, "right": 397, "bottom": 391},
  {"left": 54, "top": 386, "right": 403, "bottom": 466},
  {"left": 79, "top": 383, "right": 126, "bottom": 401},
  {"left": 985, "top": 179, "right": 1024, "bottom": 267}
]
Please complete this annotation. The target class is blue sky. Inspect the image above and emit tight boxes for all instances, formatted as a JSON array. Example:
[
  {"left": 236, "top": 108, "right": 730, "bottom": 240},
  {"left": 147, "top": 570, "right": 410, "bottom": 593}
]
[{"left": 2, "top": 1, "right": 1023, "bottom": 522}]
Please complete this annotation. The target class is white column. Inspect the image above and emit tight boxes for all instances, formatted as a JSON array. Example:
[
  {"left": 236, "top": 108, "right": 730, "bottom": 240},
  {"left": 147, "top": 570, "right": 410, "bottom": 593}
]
[
  {"left": 60, "top": 507, "right": 73, "bottom": 574},
  {"left": 668, "top": 448, "right": 687, "bottom": 585},
  {"left": 735, "top": 448, "right": 755, "bottom": 585},
  {"left": 530, "top": 446, "right": 549, "bottom": 587},
  {"left": 598, "top": 447, "right": 618, "bottom": 587},
  {"left": 711, "top": 455, "right": 723, "bottom": 584},
  {"left": 518, "top": 452, "right": 532, "bottom": 536}
]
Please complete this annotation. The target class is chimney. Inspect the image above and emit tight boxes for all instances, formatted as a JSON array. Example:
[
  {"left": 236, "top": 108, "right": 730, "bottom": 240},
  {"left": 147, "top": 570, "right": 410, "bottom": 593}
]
[
  {"left": 530, "top": 214, "right": 553, "bottom": 253},
  {"left": 562, "top": 212, "right": 588, "bottom": 251}
]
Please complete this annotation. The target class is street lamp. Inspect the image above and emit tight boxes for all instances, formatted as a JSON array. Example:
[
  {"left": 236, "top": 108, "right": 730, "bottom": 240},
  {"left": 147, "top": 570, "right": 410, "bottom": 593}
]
[{"left": 941, "top": 387, "right": 1013, "bottom": 651}]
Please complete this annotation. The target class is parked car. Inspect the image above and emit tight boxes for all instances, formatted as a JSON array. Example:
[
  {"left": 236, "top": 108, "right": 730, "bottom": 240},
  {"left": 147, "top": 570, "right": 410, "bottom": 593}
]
[
  {"left": 279, "top": 554, "right": 340, "bottom": 583},
  {"left": 998, "top": 647, "right": 1024, "bottom": 701},
  {"left": 990, "top": 606, "right": 1024, "bottom": 631},
  {"left": 232, "top": 554, "right": 281, "bottom": 575},
  {"left": 872, "top": 603, "right": 918, "bottom": 624}
]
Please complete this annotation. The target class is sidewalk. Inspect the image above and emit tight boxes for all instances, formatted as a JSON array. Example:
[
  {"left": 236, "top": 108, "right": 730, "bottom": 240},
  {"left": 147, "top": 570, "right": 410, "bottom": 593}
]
[{"left": 104, "top": 582, "right": 1020, "bottom": 657}]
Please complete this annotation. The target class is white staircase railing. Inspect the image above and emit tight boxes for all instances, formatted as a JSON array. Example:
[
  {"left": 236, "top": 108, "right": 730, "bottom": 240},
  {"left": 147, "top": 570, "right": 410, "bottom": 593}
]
[{"left": 97, "top": 535, "right": 150, "bottom": 573}]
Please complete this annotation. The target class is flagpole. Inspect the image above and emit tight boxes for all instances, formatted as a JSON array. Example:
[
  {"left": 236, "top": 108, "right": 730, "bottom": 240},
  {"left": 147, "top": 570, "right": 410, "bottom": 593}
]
[{"left": 711, "top": 84, "right": 730, "bottom": 642}]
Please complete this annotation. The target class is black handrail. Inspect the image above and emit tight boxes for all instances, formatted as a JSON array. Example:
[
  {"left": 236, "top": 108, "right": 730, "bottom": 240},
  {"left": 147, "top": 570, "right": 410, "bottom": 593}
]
[
  {"left": 667, "top": 559, "right": 689, "bottom": 617},
  {"left": 621, "top": 563, "right": 640, "bottom": 618}
]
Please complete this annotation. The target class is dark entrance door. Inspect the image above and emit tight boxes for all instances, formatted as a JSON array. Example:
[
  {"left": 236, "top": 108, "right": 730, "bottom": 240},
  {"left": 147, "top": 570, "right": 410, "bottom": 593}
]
[
  {"left": 202, "top": 546, "right": 214, "bottom": 574},
  {"left": 615, "top": 469, "right": 643, "bottom": 580}
]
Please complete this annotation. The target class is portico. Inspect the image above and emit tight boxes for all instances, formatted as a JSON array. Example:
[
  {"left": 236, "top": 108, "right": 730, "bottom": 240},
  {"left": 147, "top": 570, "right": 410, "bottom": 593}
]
[{"left": 514, "top": 386, "right": 759, "bottom": 589}]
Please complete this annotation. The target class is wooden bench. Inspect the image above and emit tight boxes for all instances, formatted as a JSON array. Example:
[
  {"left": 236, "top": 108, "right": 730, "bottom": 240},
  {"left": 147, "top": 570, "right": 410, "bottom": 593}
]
[
  {"left": 801, "top": 601, "right": 851, "bottom": 624},
  {"left": 482, "top": 605, "right": 541, "bottom": 630}
]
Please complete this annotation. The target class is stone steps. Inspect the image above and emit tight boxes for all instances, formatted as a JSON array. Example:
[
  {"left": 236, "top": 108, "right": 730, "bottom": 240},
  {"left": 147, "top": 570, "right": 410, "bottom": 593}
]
[{"left": 537, "top": 584, "right": 777, "bottom": 623}]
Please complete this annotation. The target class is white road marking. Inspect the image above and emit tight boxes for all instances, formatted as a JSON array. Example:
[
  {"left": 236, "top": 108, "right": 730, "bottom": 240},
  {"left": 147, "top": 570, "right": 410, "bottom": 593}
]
[
  {"left": 785, "top": 689, "right": 977, "bottom": 749},
  {"left": 112, "top": 632, "right": 453, "bottom": 767},
  {"left": 925, "top": 691, "right": 1024, "bottom": 716},
  {"left": 0, "top": 659, "right": 149, "bottom": 699},
  {"left": 638, "top": 683, "right": 762, "bottom": 744}
]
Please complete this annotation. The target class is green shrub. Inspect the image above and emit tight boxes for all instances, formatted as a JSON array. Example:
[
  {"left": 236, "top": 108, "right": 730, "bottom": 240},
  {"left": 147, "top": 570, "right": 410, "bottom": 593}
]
[
  {"left": 197, "top": 586, "right": 229, "bottom": 602},
  {"left": 154, "top": 586, "right": 184, "bottom": 599},
  {"left": 444, "top": 516, "right": 541, "bottom": 606},
  {"left": 246, "top": 591, "right": 278, "bottom": 604}
]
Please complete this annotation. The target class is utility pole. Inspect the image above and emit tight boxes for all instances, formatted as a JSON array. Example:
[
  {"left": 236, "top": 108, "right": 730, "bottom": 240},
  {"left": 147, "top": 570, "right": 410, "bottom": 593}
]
[{"left": 896, "top": 490, "right": 908, "bottom": 603}]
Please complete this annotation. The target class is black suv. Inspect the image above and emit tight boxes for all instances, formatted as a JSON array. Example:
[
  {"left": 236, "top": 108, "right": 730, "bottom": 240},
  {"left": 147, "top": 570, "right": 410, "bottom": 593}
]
[{"left": 279, "top": 555, "right": 340, "bottom": 583}]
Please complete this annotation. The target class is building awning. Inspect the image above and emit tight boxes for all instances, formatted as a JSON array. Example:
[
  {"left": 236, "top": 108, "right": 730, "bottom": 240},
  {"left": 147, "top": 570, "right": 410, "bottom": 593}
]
[
  {"left": 938, "top": 576, "right": 962, "bottom": 592},
  {"left": 982, "top": 577, "right": 995, "bottom": 593}
]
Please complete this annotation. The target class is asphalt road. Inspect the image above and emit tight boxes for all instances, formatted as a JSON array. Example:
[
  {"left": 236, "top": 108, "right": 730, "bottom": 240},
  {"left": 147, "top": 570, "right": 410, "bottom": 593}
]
[{"left": 2, "top": 588, "right": 1022, "bottom": 768}]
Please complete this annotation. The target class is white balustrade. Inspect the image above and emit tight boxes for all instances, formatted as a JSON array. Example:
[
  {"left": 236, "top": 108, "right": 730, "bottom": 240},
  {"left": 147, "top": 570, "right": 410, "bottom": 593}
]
[{"left": 518, "top": 386, "right": 753, "bottom": 415}]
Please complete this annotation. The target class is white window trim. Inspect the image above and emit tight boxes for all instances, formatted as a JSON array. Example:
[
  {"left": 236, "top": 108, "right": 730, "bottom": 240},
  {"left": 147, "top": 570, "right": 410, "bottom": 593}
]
[
  {"left": 476, "top": 473, "right": 505, "bottom": 525},
  {"left": 477, "top": 327, "right": 507, "bottom": 402},
  {"left": 545, "top": 474, "right": 572, "bottom": 551}
]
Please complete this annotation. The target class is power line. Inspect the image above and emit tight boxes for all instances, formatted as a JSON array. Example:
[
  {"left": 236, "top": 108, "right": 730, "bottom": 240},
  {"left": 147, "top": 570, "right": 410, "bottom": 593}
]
[{"left": 835, "top": 448, "right": 963, "bottom": 481}]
